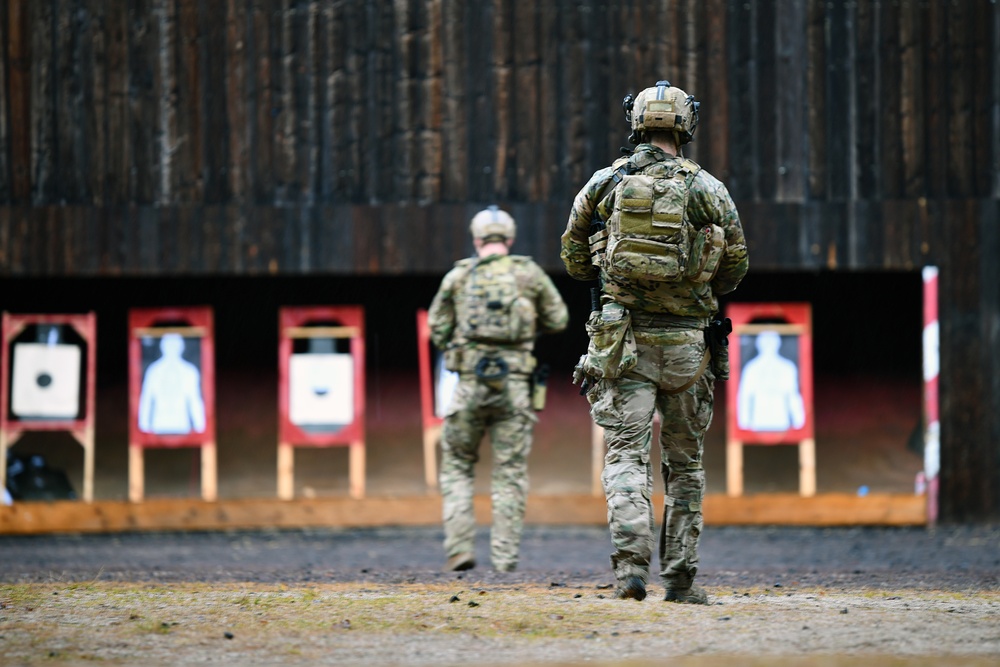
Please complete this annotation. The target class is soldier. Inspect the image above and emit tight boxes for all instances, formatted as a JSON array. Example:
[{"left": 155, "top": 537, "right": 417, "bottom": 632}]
[
  {"left": 561, "top": 81, "right": 748, "bottom": 603},
  {"left": 429, "top": 206, "right": 569, "bottom": 572}
]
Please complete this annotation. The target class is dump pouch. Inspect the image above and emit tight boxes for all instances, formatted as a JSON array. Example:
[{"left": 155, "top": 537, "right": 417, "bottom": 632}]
[
  {"left": 583, "top": 302, "right": 638, "bottom": 380},
  {"left": 706, "top": 315, "right": 732, "bottom": 380}
]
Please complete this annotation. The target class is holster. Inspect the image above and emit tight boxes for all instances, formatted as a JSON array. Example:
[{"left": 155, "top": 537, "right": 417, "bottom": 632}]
[
  {"left": 706, "top": 315, "right": 733, "bottom": 380},
  {"left": 530, "top": 363, "right": 550, "bottom": 411}
]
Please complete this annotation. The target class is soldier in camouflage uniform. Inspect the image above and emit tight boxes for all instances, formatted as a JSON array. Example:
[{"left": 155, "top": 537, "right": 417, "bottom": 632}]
[
  {"left": 429, "top": 207, "right": 568, "bottom": 572},
  {"left": 561, "top": 81, "right": 748, "bottom": 603}
]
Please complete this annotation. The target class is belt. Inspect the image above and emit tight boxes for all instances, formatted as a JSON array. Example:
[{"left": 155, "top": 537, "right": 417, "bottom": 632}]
[{"left": 629, "top": 311, "right": 708, "bottom": 331}]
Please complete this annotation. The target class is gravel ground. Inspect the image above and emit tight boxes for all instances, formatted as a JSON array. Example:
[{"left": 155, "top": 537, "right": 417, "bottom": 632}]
[
  {"left": 1, "top": 525, "right": 998, "bottom": 666},
  {"left": 2, "top": 524, "right": 998, "bottom": 590}
]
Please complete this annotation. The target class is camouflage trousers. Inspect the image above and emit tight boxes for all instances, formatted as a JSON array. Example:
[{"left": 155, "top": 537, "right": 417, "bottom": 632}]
[
  {"left": 588, "top": 327, "right": 714, "bottom": 589},
  {"left": 440, "top": 375, "right": 537, "bottom": 571}
]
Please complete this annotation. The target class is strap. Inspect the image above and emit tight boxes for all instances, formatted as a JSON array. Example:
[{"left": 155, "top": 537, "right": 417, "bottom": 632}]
[{"left": 664, "top": 348, "right": 711, "bottom": 395}]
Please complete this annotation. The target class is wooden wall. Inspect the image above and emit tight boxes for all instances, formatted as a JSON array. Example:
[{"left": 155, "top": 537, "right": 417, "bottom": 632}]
[{"left": 0, "top": 0, "right": 998, "bottom": 520}]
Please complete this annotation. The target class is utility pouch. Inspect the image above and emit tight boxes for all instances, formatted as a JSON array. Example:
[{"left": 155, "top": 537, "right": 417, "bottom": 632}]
[
  {"left": 474, "top": 355, "right": 509, "bottom": 391},
  {"left": 686, "top": 224, "right": 726, "bottom": 283},
  {"left": 531, "top": 363, "right": 550, "bottom": 411},
  {"left": 583, "top": 302, "right": 638, "bottom": 380},
  {"left": 706, "top": 315, "right": 732, "bottom": 380}
]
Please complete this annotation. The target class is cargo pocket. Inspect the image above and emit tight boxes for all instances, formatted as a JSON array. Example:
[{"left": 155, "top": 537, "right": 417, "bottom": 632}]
[
  {"left": 686, "top": 223, "right": 726, "bottom": 283},
  {"left": 583, "top": 304, "right": 638, "bottom": 380}
]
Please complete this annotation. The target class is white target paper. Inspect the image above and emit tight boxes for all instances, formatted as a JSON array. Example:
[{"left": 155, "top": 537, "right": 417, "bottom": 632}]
[
  {"left": 11, "top": 343, "right": 81, "bottom": 419},
  {"left": 434, "top": 355, "right": 459, "bottom": 419},
  {"left": 289, "top": 353, "right": 354, "bottom": 426}
]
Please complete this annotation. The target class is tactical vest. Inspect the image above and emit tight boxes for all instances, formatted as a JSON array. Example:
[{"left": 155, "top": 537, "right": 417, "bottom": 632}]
[
  {"left": 459, "top": 256, "right": 537, "bottom": 344},
  {"left": 591, "top": 154, "right": 725, "bottom": 284}
]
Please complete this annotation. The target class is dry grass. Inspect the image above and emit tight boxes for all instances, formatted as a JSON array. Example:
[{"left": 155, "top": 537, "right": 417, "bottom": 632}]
[{"left": 1, "top": 582, "right": 998, "bottom": 665}]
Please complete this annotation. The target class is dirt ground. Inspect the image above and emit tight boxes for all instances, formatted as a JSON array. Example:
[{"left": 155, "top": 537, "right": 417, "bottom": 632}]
[{"left": 1, "top": 524, "right": 998, "bottom": 665}]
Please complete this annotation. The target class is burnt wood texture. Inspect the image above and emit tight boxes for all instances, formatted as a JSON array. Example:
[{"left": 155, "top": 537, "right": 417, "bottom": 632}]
[{"left": 0, "top": 0, "right": 998, "bottom": 520}]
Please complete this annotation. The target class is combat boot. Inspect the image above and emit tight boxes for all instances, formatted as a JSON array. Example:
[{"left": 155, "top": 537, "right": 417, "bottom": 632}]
[
  {"left": 613, "top": 575, "right": 647, "bottom": 601},
  {"left": 444, "top": 552, "right": 476, "bottom": 572},
  {"left": 664, "top": 584, "right": 708, "bottom": 604}
]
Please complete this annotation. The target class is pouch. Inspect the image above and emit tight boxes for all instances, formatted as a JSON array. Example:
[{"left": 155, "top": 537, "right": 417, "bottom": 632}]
[
  {"left": 583, "top": 302, "right": 638, "bottom": 380},
  {"left": 686, "top": 223, "right": 726, "bottom": 283}
]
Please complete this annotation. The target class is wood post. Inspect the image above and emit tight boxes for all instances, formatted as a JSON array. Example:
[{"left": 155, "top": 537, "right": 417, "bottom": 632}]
[
  {"left": 799, "top": 437, "right": 816, "bottom": 497},
  {"left": 201, "top": 442, "right": 217, "bottom": 502},
  {"left": 591, "top": 423, "right": 604, "bottom": 497},
  {"left": 726, "top": 438, "right": 743, "bottom": 497},
  {"left": 349, "top": 441, "right": 365, "bottom": 499},
  {"left": 423, "top": 424, "right": 441, "bottom": 491},
  {"left": 277, "top": 442, "right": 294, "bottom": 500},
  {"left": 128, "top": 444, "right": 144, "bottom": 503}
]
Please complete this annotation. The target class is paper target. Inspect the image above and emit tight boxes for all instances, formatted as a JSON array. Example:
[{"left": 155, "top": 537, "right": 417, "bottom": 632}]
[
  {"left": 289, "top": 353, "right": 354, "bottom": 427},
  {"left": 10, "top": 343, "right": 81, "bottom": 419}
]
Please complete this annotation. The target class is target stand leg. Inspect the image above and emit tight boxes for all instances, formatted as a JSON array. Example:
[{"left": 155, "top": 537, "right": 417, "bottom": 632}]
[
  {"left": 423, "top": 425, "right": 441, "bottom": 491},
  {"left": 349, "top": 441, "right": 365, "bottom": 499},
  {"left": 799, "top": 438, "right": 816, "bottom": 497},
  {"left": 201, "top": 442, "right": 217, "bottom": 501},
  {"left": 277, "top": 442, "right": 294, "bottom": 500},
  {"left": 726, "top": 439, "right": 744, "bottom": 497},
  {"left": 129, "top": 444, "right": 144, "bottom": 503}
]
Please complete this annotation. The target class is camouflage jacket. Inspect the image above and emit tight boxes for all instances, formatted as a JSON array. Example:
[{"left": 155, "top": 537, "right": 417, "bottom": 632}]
[
  {"left": 560, "top": 144, "right": 748, "bottom": 317},
  {"left": 428, "top": 253, "right": 569, "bottom": 360}
]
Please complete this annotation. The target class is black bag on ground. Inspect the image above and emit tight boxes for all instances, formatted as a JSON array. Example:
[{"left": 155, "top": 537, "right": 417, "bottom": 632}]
[{"left": 6, "top": 453, "right": 77, "bottom": 501}]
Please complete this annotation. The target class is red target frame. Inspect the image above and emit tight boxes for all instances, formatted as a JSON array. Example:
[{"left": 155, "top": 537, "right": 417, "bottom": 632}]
[
  {"left": 416, "top": 308, "right": 442, "bottom": 491},
  {"left": 277, "top": 306, "right": 366, "bottom": 499},
  {"left": 127, "top": 307, "right": 216, "bottom": 502},
  {"left": 0, "top": 312, "right": 97, "bottom": 502},
  {"left": 725, "top": 302, "right": 815, "bottom": 497}
]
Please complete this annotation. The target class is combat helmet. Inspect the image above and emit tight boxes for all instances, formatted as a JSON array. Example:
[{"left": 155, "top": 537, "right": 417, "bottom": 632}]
[
  {"left": 469, "top": 206, "right": 516, "bottom": 243},
  {"left": 624, "top": 80, "right": 700, "bottom": 146}
]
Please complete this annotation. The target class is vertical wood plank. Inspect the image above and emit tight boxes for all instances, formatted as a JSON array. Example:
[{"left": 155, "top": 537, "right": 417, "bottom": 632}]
[
  {"left": 55, "top": 0, "right": 88, "bottom": 203},
  {"left": 879, "top": 0, "right": 902, "bottom": 198},
  {"left": 466, "top": 0, "right": 492, "bottom": 200},
  {"left": 727, "top": 0, "right": 754, "bottom": 200},
  {"left": 946, "top": 0, "right": 972, "bottom": 197},
  {"left": 0, "top": 5, "right": 10, "bottom": 202},
  {"left": 420, "top": 0, "right": 443, "bottom": 202},
  {"left": 30, "top": 0, "right": 55, "bottom": 204},
  {"left": 492, "top": 0, "right": 511, "bottom": 198},
  {"left": 155, "top": 0, "right": 179, "bottom": 204},
  {"left": 7, "top": 0, "right": 30, "bottom": 202},
  {"left": 129, "top": 0, "right": 159, "bottom": 204},
  {"left": 440, "top": 0, "right": 466, "bottom": 200},
  {"left": 319, "top": 0, "right": 336, "bottom": 201},
  {"left": 855, "top": 0, "right": 880, "bottom": 200},
  {"left": 680, "top": 0, "right": 701, "bottom": 164},
  {"left": 512, "top": 0, "right": 538, "bottom": 200},
  {"left": 703, "top": 0, "right": 729, "bottom": 182},
  {"left": 295, "top": 0, "right": 318, "bottom": 204},
  {"left": 250, "top": 0, "right": 273, "bottom": 202},
  {"left": 392, "top": 0, "right": 413, "bottom": 200},
  {"left": 754, "top": 0, "right": 776, "bottom": 199},
  {"left": 175, "top": 0, "right": 202, "bottom": 201},
  {"left": 226, "top": 0, "right": 249, "bottom": 203},
  {"left": 86, "top": 0, "right": 108, "bottom": 206},
  {"left": 825, "top": 0, "right": 851, "bottom": 201},
  {"left": 201, "top": 0, "right": 230, "bottom": 203},
  {"left": 537, "top": 0, "right": 557, "bottom": 200},
  {"left": 994, "top": 0, "right": 1000, "bottom": 198},
  {"left": 805, "top": 0, "right": 825, "bottom": 199},
  {"left": 923, "top": 0, "right": 947, "bottom": 199},
  {"left": 899, "top": 0, "right": 924, "bottom": 198},
  {"left": 775, "top": 0, "right": 805, "bottom": 202},
  {"left": 971, "top": 0, "right": 993, "bottom": 197}
]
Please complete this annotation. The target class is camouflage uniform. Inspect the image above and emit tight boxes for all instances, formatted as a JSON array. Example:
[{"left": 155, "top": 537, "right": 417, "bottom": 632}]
[
  {"left": 429, "top": 253, "right": 568, "bottom": 571},
  {"left": 561, "top": 142, "right": 748, "bottom": 592}
]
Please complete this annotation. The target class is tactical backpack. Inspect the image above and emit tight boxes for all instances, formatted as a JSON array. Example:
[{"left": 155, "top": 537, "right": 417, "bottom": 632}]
[
  {"left": 459, "top": 256, "right": 536, "bottom": 344},
  {"left": 592, "top": 155, "right": 725, "bottom": 284}
]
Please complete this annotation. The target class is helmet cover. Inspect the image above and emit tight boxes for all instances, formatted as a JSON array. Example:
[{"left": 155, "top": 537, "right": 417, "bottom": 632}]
[
  {"left": 469, "top": 206, "right": 516, "bottom": 241},
  {"left": 629, "top": 80, "right": 700, "bottom": 145}
]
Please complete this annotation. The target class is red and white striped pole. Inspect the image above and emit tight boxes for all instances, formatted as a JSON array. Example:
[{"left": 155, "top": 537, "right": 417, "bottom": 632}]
[{"left": 921, "top": 266, "right": 939, "bottom": 525}]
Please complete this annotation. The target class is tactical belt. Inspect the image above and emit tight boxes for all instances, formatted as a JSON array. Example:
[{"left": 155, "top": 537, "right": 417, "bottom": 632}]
[{"left": 630, "top": 311, "right": 708, "bottom": 331}]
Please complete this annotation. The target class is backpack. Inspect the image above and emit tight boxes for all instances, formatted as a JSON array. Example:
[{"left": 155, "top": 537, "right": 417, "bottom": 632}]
[
  {"left": 596, "top": 155, "right": 725, "bottom": 284},
  {"left": 459, "top": 256, "right": 536, "bottom": 344}
]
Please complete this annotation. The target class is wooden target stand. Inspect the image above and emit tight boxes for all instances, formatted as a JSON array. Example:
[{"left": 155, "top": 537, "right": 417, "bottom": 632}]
[
  {"left": 278, "top": 306, "right": 366, "bottom": 500},
  {"left": 128, "top": 307, "right": 217, "bottom": 502},
  {"left": 416, "top": 309, "right": 450, "bottom": 491},
  {"left": 0, "top": 312, "right": 97, "bottom": 502},
  {"left": 726, "top": 303, "right": 815, "bottom": 497}
]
